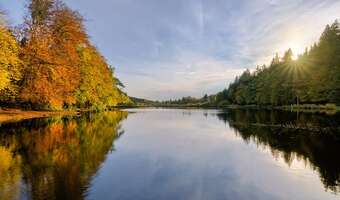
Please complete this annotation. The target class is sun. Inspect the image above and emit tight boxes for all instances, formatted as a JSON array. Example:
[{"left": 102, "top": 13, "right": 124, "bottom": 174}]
[
  {"left": 286, "top": 41, "right": 305, "bottom": 60},
  {"left": 292, "top": 52, "right": 299, "bottom": 60}
]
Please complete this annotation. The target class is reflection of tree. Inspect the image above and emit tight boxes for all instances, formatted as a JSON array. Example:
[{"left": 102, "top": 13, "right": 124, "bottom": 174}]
[
  {"left": 217, "top": 109, "right": 340, "bottom": 193},
  {"left": 0, "top": 147, "right": 22, "bottom": 200},
  {"left": 0, "top": 111, "right": 128, "bottom": 200}
]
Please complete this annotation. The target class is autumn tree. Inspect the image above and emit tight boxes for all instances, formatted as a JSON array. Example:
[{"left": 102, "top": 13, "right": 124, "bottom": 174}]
[
  {"left": 20, "top": 0, "right": 88, "bottom": 109},
  {"left": 0, "top": 13, "right": 22, "bottom": 103},
  {"left": 76, "top": 45, "right": 130, "bottom": 110}
]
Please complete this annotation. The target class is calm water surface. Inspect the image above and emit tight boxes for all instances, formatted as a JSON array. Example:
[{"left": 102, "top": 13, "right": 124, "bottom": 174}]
[{"left": 0, "top": 109, "right": 340, "bottom": 200}]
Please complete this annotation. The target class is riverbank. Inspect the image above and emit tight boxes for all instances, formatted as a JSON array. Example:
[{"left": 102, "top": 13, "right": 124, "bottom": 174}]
[
  {"left": 0, "top": 108, "right": 78, "bottom": 123},
  {"left": 0, "top": 104, "right": 338, "bottom": 124},
  {"left": 122, "top": 103, "right": 340, "bottom": 114}
]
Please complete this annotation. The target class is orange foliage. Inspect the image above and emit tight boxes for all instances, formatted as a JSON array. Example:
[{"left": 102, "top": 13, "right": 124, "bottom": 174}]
[{"left": 20, "top": 3, "right": 88, "bottom": 109}]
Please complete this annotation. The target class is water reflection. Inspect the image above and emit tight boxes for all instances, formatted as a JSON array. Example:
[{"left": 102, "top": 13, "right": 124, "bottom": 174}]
[
  {"left": 0, "top": 111, "right": 128, "bottom": 200},
  {"left": 216, "top": 109, "right": 340, "bottom": 193},
  {"left": 1, "top": 108, "right": 340, "bottom": 200}
]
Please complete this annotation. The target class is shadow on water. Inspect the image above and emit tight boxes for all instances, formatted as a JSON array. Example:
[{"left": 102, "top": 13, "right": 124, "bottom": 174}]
[
  {"left": 216, "top": 109, "right": 340, "bottom": 194},
  {"left": 0, "top": 111, "right": 128, "bottom": 200}
]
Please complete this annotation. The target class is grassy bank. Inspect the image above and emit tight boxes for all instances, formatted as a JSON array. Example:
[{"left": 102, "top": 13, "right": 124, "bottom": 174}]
[{"left": 0, "top": 108, "right": 78, "bottom": 123}]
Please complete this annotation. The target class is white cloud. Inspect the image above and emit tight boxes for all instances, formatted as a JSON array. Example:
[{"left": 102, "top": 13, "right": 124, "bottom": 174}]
[{"left": 120, "top": 50, "right": 246, "bottom": 100}]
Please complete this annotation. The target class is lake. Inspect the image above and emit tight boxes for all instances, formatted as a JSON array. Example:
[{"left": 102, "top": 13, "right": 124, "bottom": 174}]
[{"left": 0, "top": 108, "right": 340, "bottom": 200}]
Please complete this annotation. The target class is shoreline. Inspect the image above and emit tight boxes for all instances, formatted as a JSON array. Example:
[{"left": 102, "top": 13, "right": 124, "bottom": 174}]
[
  {"left": 0, "top": 108, "right": 78, "bottom": 123},
  {"left": 121, "top": 104, "right": 340, "bottom": 114},
  {"left": 1, "top": 103, "right": 339, "bottom": 123}
]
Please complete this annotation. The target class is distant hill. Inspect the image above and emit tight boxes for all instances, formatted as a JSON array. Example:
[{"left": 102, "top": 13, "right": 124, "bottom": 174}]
[{"left": 129, "top": 97, "right": 156, "bottom": 106}]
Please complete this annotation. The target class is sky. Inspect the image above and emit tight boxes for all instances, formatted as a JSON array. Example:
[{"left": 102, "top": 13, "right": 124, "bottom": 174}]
[{"left": 2, "top": 0, "right": 340, "bottom": 100}]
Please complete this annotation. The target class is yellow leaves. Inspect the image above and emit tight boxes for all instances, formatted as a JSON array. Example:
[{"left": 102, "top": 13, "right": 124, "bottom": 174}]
[
  {"left": 0, "top": 69, "right": 9, "bottom": 90},
  {"left": 0, "top": 25, "right": 22, "bottom": 101},
  {"left": 0, "top": 28, "right": 20, "bottom": 66},
  {"left": 76, "top": 45, "right": 127, "bottom": 109},
  {"left": 0, "top": 28, "right": 18, "bottom": 52}
]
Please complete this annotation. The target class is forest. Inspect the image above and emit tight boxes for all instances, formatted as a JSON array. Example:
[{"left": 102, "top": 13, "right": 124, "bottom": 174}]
[
  {"left": 215, "top": 20, "right": 340, "bottom": 107},
  {"left": 0, "top": 0, "right": 130, "bottom": 111}
]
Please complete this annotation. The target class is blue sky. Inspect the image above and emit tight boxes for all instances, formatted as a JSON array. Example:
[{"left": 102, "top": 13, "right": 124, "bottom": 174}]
[{"left": 2, "top": 0, "right": 340, "bottom": 100}]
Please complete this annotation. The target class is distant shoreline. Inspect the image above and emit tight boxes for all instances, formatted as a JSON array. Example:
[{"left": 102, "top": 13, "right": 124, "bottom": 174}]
[{"left": 120, "top": 104, "right": 340, "bottom": 114}]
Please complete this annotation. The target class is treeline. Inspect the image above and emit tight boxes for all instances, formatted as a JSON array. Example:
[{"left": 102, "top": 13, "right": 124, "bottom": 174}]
[
  {"left": 0, "top": 0, "right": 130, "bottom": 110},
  {"left": 216, "top": 20, "right": 340, "bottom": 107},
  {"left": 159, "top": 95, "right": 216, "bottom": 107}
]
